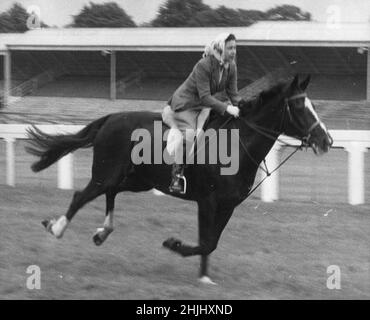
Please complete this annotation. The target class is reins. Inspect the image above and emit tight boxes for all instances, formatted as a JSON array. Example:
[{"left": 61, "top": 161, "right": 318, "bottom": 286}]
[
  {"left": 228, "top": 117, "right": 302, "bottom": 198},
  {"left": 184, "top": 91, "right": 322, "bottom": 198},
  {"left": 227, "top": 92, "right": 321, "bottom": 198}
]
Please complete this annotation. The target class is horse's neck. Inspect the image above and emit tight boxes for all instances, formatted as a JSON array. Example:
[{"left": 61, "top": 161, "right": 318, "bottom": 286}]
[
  {"left": 239, "top": 99, "right": 284, "bottom": 167},
  {"left": 253, "top": 96, "right": 284, "bottom": 132}
]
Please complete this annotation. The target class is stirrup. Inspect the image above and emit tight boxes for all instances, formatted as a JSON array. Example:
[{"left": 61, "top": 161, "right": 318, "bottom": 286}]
[
  {"left": 177, "top": 174, "right": 187, "bottom": 194},
  {"left": 169, "top": 174, "right": 187, "bottom": 194}
]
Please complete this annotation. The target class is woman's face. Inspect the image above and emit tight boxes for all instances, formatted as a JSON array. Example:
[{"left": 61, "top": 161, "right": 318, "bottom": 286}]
[{"left": 224, "top": 40, "right": 237, "bottom": 62}]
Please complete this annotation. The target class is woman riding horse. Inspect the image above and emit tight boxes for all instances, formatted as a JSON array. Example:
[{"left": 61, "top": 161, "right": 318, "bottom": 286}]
[
  {"left": 162, "top": 33, "right": 245, "bottom": 194},
  {"left": 26, "top": 73, "right": 333, "bottom": 284}
]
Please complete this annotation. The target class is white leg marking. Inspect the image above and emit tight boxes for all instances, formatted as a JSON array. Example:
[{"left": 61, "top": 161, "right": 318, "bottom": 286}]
[
  {"left": 93, "top": 211, "right": 114, "bottom": 245},
  {"left": 103, "top": 211, "right": 114, "bottom": 230},
  {"left": 198, "top": 276, "right": 217, "bottom": 285},
  {"left": 51, "top": 216, "right": 69, "bottom": 238}
]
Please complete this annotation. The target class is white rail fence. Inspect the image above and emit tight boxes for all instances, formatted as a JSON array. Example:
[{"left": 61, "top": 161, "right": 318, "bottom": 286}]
[{"left": 0, "top": 124, "right": 369, "bottom": 205}]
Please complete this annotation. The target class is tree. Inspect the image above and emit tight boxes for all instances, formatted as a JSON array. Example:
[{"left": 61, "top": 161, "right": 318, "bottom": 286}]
[
  {"left": 72, "top": 2, "right": 136, "bottom": 27},
  {"left": 0, "top": 3, "right": 29, "bottom": 32},
  {"left": 0, "top": 3, "right": 48, "bottom": 33},
  {"left": 8, "top": 3, "right": 29, "bottom": 32},
  {"left": 238, "top": 9, "right": 267, "bottom": 23},
  {"left": 151, "top": 0, "right": 211, "bottom": 27},
  {"left": 149, "top": 0, "right": 311, "bottom": 27},
  {"left": 265, "top": 5, "right": 311, "bottom": 21},
  {"left": 0, "top": 12, "right": 15, "bottom": 32},
  {"left": 188, "top": 6, "right": 254, "bottom": 27},
  {"left": 186, "top": 9, "right": 221, "bottom": 27}
]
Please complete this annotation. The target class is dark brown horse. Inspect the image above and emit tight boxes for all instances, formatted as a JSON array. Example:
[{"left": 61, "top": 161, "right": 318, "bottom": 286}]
[{"left": 26, "top": 75, "right": 332, "bottom": 284}]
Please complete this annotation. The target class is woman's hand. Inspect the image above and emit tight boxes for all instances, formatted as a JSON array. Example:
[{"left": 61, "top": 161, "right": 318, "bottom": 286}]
[{"left": 226, "top": 105, "right": 240, "bottom": 118}]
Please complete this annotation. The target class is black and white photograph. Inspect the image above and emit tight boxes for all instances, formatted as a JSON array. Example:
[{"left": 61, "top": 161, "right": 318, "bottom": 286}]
[{"left": 0, "top": 0, "right": 369, "bottom": 302}]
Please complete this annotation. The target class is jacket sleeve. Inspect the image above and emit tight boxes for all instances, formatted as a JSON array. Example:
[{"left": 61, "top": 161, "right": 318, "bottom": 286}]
[
  {"left": 226, "top": 63, "right": 242, "bottom": 106},
  {"left": 195, "top": 61, "right": 228, "bottom": 115}
]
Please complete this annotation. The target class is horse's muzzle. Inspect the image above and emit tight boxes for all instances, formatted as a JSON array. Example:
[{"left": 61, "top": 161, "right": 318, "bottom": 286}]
[{"left": 310, "top": 127, "right": 333, "bottom": 155}]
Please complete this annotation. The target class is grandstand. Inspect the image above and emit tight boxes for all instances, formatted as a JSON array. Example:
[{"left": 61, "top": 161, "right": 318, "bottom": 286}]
[{"left": 0, "top": 21, "right": 369, "bottom": 127}]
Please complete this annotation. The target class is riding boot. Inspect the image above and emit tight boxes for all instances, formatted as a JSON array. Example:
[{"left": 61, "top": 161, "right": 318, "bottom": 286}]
[{"left": 169, "top": 163, "right": 186, "bottom": 194}]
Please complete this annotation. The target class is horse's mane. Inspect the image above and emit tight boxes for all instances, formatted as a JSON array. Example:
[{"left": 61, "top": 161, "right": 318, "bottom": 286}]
[
  {"left": 241, "top": 79, "right": 290, "bottom": 116},
  {"left": 259, "top": 81, "right": 288, "bottom": 101},
  {"left": 206, "top": 78, "right": 292, "bottom": 124}
]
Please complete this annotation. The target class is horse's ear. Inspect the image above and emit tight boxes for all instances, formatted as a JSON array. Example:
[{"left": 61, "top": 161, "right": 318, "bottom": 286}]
[
  {"left": 299, "top": 74, "right": 311, "bottom": 91},
  {"left": 291, "top": 74, "right": 299, "bottom": 88}
]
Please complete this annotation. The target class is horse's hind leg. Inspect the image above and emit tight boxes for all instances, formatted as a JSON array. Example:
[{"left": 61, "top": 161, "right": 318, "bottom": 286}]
[
  {"left": 92, "top": 191, "right": 116, "bottom": 246},
  {"left": 91, "top": 175, "right": 154, "bottom": 245},
  {"left": 42, "top": 180, "right": 106, "bottom": 238}
]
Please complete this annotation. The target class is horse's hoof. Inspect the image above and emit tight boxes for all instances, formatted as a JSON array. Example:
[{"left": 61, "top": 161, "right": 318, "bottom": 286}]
[
  {"left": 93, "top": 233, "right": 103, "bottom": 246},
  {"left": 42, "top": 219, "right": 54, "bottom": 233},
  {"left": 163, "top": 237, "right": 182, "bottom": 250},
  {"left": 41, "top": 218, "right": 64, "bottom": 238},
  {"left": 93, "top": 227, "right": 113, "bottom": 246},
  {"left": 41, "top": 220, "right": 49, "bottom": 229},
  {"left": 198, "top": 276, "right": 217, "bottom": 286}
]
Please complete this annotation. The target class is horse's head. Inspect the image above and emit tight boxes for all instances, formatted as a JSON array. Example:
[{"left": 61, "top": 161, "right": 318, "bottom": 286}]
[
  {"left": 238, "top": 74, "right": 333, "bottom": 155},
  {"left": 281, "top": 74, "right": 333, "bottom": 154}
]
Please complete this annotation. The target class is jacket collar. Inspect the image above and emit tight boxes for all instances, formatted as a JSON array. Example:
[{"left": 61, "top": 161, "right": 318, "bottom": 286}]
[
  {"left": 209, "top": 55, "right": 230, "bottom": 88},
  {"left": 210, "top": 54, "right": 230, "bottom": 69}
]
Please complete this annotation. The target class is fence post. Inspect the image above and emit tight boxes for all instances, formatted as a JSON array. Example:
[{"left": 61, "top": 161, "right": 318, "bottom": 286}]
[
  {"left": 57, "top": 153, "right": 74, "bottom": 190},
  {"left": 260, "top": 144, "right": 281, "bottom": 202},
  {"left": 4, "top": 50, "right": 11, "bottom": 107},
  {"left": 345, "top": 142, "right": 367, "bottom": 205},
  {"left": 5, "top": 137, "right": 15, "bottom": 186},
  {"left": 110, "top": 50, "right": 116, "bottom": 100},
  {"left": 367, "top": 48, "right": 370, "bottom": 101}
]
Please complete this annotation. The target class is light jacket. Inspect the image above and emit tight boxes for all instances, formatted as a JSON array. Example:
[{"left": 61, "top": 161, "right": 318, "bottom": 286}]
[{"left": 167, "top": 55, "right": 241, "bottom": 115}]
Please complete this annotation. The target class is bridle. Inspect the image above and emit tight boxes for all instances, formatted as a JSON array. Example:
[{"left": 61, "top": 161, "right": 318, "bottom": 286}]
[
  {"left": 283, "top": 92, "right": 322, "bottom": 147},
  {"left": 184, "top": 91, "right": 326, "bottom": 198},
  {"left": 229, "top": 91, "right": 324, "bottom": 197},
  {"left": 236, "top": 91, "right": 322, "bottom": 150}
]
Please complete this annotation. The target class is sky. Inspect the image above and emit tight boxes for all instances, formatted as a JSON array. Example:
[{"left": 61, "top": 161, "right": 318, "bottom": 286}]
[{"left": 0, "top": 0, "right": 369, "bottom": 27}]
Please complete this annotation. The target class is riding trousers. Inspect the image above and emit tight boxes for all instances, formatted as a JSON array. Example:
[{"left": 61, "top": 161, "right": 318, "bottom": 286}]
[{"left": 162, "top": 105, "right": 211, "bottom": 164}]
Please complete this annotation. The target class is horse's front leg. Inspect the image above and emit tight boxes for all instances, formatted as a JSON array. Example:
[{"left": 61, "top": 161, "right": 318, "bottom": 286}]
[
  {"left": 199, "top": 204, "right": 235, "bottom": 284},
  {"left": 163, "top": 195, "right": 217, "bottom": 255},
  {"left": 162, "top": 195, "right": 220, "bottom": 283},
  {"left": 162, "top": 237, "right": 201, "bottom": 256}
]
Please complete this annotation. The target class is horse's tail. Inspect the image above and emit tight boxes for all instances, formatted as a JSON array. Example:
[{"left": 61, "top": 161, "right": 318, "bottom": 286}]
[{"left": 26, "top": 115, "right": 110, "bottom": 172}]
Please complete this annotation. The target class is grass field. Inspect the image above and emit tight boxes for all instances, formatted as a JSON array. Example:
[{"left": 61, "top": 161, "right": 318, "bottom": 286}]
[{"left": 1, "top": 184, "right": 369, "bottom": 300}]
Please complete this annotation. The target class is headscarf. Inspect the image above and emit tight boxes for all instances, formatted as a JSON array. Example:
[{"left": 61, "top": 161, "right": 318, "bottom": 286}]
[{"left": 202, "top": 32, "right": 233, "bottom": 68}]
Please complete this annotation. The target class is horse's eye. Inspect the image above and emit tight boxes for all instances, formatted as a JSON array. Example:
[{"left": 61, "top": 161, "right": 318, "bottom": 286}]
[{"left": 294, "top": 99, "right": 306, "bottom": 110}]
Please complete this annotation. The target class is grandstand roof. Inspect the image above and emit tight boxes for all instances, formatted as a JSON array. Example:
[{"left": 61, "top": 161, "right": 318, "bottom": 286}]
[
  {"left": 3, "top": 21, "right": 370, "bottom": 51},
  {"left": 0, "top": 33, "right": 20, "bottom": 55}
]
